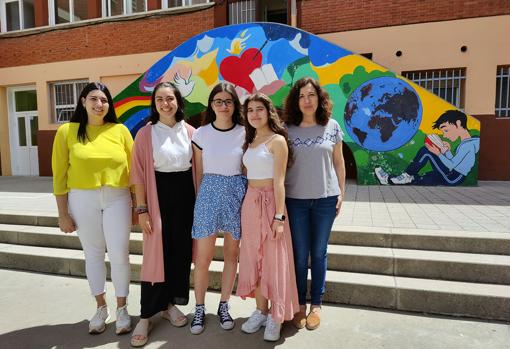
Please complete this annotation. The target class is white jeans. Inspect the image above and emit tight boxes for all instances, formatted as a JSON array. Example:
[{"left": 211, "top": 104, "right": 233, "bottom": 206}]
[{"left": 69, "top": 186, "right": 131, "bottom": 297}]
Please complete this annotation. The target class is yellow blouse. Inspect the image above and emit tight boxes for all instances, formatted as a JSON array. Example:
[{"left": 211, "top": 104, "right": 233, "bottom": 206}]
[{"left": 52, "top": 122, "right": 134, "bottom": 195}]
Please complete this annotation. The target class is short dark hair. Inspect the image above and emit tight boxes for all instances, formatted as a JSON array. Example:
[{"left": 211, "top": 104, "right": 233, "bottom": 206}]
[
  {"left": 433, "top": 110, "right": 467, "bottom": 129},
  {"left": 284, "top": 77, "right": 332, "bottom": 126},
  {"left": 70, "top": 82, "right": 118, "bottom": 143},
  {"left": 147, "top": 82, "right": 185, "bottom": 125},
  {"left": 202, "top": 82, "right": 243, "bottom": 126}
]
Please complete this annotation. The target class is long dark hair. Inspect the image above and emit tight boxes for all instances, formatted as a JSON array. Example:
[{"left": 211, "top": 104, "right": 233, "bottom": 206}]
[
  {"left": 202, "top": 82, "right": 242, "bottom": 126},
  {"left": 284, "top": 77, "right": 332, "bottom": 126},
  {"left": 70, "top": 82, "right": 118, "bottom": 143},
  {"left": 147, "top": 81, "right": 186, "bottom": 125},
  {"left": 243, "top": 93, "right": 293, "bottom": 167}
]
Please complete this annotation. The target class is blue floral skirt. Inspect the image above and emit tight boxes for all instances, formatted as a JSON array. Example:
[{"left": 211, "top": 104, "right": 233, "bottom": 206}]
[{"left": 192, "top": 173, "right": 247, "bottom": 240}]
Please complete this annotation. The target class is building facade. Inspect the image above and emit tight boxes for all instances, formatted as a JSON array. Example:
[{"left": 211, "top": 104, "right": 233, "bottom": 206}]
[{"left": 0, "top": 0, "right": 508, "bottom": 180}]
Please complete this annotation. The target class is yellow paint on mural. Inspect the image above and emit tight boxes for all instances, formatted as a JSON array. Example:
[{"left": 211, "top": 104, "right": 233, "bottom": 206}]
[
  {"left": 180, "top": 49, "right": 219, "bottom": 87},
  {"left": 115, "top": 99, "right": 150, "bottom": 116},
  {"left": 409, "top": 81, "right": 480, "bottom": 134},
  {"left": 311, "top": 55, "right": 388, "bottom": 85}
]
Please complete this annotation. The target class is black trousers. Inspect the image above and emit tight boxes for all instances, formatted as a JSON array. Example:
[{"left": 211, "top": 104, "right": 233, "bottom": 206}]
[{"left": 140, "top": 169, "right": 194, "bottom": 318}]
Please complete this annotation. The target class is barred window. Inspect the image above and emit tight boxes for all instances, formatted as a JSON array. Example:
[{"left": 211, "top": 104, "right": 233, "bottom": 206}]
[
  {"left": 229, "top": 0, "right": 256, "bottom": 24},
  {"left": 51, "top": 80, "right": 88, "bottom": 123},
  {"left": 496, "top": 65, "right": 510, "bottom": 118},
  {"left": 402, "top": 68, "right": 466, "bottom": 109}
]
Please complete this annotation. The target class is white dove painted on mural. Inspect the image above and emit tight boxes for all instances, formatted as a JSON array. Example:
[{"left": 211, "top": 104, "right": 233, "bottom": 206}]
[{"left": 173, "top": 72, "right": 195, "bottom": 97}]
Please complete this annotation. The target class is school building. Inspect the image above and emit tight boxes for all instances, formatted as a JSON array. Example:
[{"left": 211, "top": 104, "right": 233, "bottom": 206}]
[{"left": 0, "top": 0, "right": 508, "bottom": 180}]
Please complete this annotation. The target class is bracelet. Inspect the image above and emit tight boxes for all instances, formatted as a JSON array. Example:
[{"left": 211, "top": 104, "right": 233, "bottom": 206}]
[{"left": 135, "top": 206, "right": 148, "bottom": 214}]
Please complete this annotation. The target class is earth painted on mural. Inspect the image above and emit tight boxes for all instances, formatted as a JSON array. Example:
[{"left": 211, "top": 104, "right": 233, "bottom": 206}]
[{"left": 344, "top": 76, "right": 422, "bottom": 152}]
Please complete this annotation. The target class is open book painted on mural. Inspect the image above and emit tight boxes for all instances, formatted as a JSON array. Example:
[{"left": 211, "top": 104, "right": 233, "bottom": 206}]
[{"left": 114, "top": 22, "right": 480, "bottom": 186}]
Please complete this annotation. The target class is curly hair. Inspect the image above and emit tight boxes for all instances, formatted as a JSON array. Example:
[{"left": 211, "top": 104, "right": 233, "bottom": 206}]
[
  {"left": 71, "top": 82, "right": 118, "bottom": 143},
  {"left": 202, "top": 82, "right": 243, "bottom": 126},
  {"left": 147, "top": 82, "right": 186, "bottom": 125},
  {"left": 283, "top": 77, "right": 332, "bottom": 126},
  {"left": 242, "top": 93, "right": 293, "bottom": 168}
]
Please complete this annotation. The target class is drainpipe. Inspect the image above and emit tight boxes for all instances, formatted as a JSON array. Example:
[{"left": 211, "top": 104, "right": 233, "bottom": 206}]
[{"left": 290, "top": 0, "right": 297, "bottom": 27}]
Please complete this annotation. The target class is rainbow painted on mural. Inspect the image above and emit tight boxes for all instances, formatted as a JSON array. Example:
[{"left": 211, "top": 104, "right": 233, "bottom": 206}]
[{"left": 114, "top": 22, "right": 480, "bottom": 186}]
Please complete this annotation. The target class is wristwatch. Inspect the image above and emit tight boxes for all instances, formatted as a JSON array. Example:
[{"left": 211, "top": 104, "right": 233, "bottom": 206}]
[{"left": 274, "top": 213, "right": 286, "bottom": 221}]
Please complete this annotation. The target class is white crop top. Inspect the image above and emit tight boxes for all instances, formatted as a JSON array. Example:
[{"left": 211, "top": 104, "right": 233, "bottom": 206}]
[
  {"left": 192, "top": 123, "right": 245, "bottom": 176},
  {"left": 243, "top": 142, "right": 274, "bottom": 180}
]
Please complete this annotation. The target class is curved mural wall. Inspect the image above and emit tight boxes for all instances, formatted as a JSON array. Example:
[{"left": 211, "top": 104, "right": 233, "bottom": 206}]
[{"left": 114, "top": 22, "right": 480, "bottom": 186}]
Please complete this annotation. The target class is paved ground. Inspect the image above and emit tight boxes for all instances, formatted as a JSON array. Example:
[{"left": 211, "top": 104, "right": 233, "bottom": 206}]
[
  {"left": 0, "top": 176, "right": 509, "bottom": 348},
  {"left": 0, "top": 176, "right": 509, "bottom": 233},
  {"left": 1, "top": 269, "right": 509, "bottom": 349}
]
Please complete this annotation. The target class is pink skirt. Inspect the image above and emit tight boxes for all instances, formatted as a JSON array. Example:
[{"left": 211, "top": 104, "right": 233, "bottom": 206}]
[{"left": 236, "top": 185, "right": 299, "bottom": 323}]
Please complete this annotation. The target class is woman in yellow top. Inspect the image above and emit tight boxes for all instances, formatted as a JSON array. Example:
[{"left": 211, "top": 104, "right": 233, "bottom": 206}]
[{"left": 52, "top": 82, "right": 134, "bottom": 335}]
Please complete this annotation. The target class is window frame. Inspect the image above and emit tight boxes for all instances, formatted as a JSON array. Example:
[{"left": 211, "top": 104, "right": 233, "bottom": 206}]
[
  {"left": 0, "top": 0, "right": 33, "bottom": 32},
  {"left": 402, "top": 68, "right": 466, "bottom": 109},
  {"left": 496, "top": 65, "right": 510, "bottom": 118},
  {"left": 102, "top": 0, "right": 148, "bottom": 17},
  {"left": 162, "top": 0, "right": 210, "bottom": 8},
  {"left": 50, "top": 80, "right": 88, "bottom": 124}
]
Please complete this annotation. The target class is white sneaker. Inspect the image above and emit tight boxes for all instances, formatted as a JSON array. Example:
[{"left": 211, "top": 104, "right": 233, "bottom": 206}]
[
  {"left": 241, "top": 309, "right": 267, "bottom": 334},
  {"left": 374, "top": 167, "right": 389, "bottom": 185},
  {"left": 115, "top": 305, "right": 132, "bottom": 335},
  {"left": 390, "top": 172, "right": 414, "bottom": 185},
  {"left": 263, "top": 314, "right": 281, "bottom": 342},
  {"left": 89, "top": 305, "right": 110, "bottom": 334}
]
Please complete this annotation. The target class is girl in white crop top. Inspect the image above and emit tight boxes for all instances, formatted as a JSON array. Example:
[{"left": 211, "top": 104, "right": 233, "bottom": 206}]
[{"left": 237, "top": 93, "right": 299, "bottom": 341}]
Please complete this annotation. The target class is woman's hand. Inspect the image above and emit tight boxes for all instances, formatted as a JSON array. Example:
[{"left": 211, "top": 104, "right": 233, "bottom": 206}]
[
  {"left": 272, "top": 220, "right": 284, "bottom": 240},
  {"left": 336, "top": 196, "right": 343, "bottom": 217},
  {"left": 139, "top": 213, "right": 153, "bottom": 235},
  {"left": 58, "top": 213, "right": 76, "bottom": 233}
]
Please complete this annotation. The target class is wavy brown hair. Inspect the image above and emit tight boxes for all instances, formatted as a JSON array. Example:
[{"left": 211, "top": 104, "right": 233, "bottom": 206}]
[
  {"left": 283, "top": 77, "right": 332, "bottom": 126},
  {"left": 243, "top": 93, "right": 293, "bottom": 168},
  {"left": 202, "top": 82, "right": 243, "bottom": 126}
]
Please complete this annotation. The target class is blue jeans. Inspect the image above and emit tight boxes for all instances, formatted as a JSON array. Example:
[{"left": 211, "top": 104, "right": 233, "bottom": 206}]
[
  {"left": 404, "top": 147, "right": 465, "bottom": 186},
  {"left": 286, "top": 195, "right": 338, "bottom": 305}
]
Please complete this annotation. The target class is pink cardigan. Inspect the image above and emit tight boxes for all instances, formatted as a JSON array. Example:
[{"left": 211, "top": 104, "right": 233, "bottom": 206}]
[{"left": 130, "top": 122, "right": 197, "bottom": 283}]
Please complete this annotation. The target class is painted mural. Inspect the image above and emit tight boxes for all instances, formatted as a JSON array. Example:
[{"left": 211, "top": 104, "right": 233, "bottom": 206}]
[{"left": 114, "top": 22, "right": 481, "bottom": 186}]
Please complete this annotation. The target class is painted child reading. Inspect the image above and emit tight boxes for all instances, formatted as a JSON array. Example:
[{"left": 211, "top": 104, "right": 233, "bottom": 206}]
[{"left": 375, "top": 110, "right": 480, "bottom": 186}]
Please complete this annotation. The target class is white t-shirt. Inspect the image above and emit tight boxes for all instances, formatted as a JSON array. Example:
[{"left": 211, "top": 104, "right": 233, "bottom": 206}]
[
  {"left": 192, "top": 123, "right": 245, "bottom": 176},
  {"left": 151, "top": 120, "right": 192, "bottom": 172}
]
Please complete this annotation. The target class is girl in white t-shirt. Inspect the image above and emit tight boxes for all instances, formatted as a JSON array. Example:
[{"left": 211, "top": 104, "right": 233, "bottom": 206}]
[{"left": 190, "top": 82, "right": 247, "bottom": 335}]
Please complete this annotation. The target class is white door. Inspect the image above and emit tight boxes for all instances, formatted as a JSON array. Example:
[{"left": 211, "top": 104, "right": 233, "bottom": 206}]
[{"left": 8, "top": 87, "right": 39, "bottom": 176}]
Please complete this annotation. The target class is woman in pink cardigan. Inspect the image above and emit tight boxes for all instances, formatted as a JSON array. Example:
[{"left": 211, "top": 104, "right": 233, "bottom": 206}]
[{"left": 130, "top": 82, "right": 197, "bottom": 347}]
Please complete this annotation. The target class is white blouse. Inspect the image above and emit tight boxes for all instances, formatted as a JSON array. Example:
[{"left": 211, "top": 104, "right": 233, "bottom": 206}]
[{"left": 151, "top": 120, "right": 192, "bottom": 172}]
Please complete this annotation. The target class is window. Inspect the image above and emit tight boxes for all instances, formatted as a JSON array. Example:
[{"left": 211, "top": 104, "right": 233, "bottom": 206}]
[
  {"left": 49, "top": 0, "right": 88, "bottom": 25},
  {"left": 496, "top": 65, "right": 510, "bottom": 118},
  {"left": 229, "top": 0, "right": 256, "bottom": 24},
  {"left": 162, "top": 0, "right": 210, "bottom": 8},
  {"left": 0, "top": 0, "right": 35, "bottom": 32},
  {"left": 51, "top": 80, "right": 88, "bottom": 123},
  {"left": 103, "top": 0, "right": 147, "bottom": 17},
  {"left": 403, "top": 68, "right": 466, "bottom": 109}
]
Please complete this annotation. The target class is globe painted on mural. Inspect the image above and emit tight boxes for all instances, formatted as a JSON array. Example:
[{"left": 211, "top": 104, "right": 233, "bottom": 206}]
[{"left": 344, "top": 76, "right": 422, "bottom": 152}]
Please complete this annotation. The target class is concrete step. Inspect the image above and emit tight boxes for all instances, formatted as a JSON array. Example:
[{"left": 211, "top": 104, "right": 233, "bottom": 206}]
[
  {"left": 331, "top": 226, "right": 510, "bottom": 255},
  {"left": 0, "top": 242, "right": 509, "bottom": 322},
  {"left": 2, "top": 213, "right": 509, "bottom": 255},
  {"left": 2, "top": 223, "right": 510, "bottom": 284}
]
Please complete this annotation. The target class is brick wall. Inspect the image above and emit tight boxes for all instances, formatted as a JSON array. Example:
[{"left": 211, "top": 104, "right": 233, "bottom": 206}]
[
  {"left": 298, "top": 0, "right": 510, "bottom": 34},
  {"left": 0, "top": 7, "right": 214, "bottom": 68}
]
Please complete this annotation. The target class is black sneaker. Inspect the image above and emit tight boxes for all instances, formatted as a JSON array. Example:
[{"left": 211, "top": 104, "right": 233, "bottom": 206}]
[
  {"left": 190, "top": 304, "right": 205, "bottom": 335},
  {"left": 217, "top": 301, "right": 234, "bottom": 330}
]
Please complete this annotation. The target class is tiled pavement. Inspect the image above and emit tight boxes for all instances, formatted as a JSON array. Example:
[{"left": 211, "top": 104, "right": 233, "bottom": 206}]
[{"left": 0, "top": 176, "right": 508, "bottom": 233}]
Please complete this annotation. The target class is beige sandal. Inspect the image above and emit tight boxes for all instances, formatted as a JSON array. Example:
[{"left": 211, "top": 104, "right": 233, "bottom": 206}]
[
  {"left": 161, "top": 305, "right": 188, "bottom": 327},
  {"left": 130, "top": 320, "right": 152, "bottom": 347}
]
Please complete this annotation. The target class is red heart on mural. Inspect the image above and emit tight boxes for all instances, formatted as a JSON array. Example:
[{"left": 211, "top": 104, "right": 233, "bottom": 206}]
[{"left": 220, "top": 48, "right": 262, "bottom": 92}]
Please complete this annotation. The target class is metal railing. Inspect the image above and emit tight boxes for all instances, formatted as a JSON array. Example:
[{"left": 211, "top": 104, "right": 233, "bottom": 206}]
[{"left": 496, "top": 65, "right": 510, "bottom": 118}]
